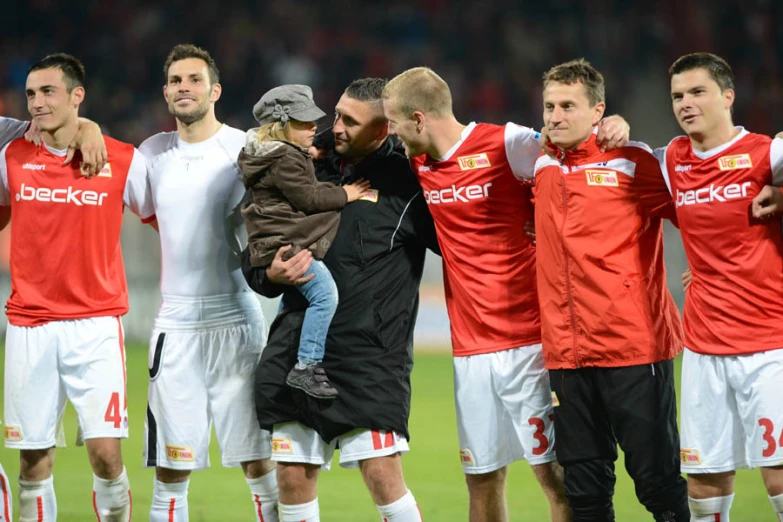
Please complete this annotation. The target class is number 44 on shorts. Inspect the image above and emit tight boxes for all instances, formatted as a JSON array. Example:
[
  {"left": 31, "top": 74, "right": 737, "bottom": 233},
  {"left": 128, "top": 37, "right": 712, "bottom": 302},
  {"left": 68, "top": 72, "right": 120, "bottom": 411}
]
[
  {"left": 104, "top": 392, "right": 127, "bottom": 429},
  {"left": 758, "top": 418, "right": 783, "bottom": 458}
]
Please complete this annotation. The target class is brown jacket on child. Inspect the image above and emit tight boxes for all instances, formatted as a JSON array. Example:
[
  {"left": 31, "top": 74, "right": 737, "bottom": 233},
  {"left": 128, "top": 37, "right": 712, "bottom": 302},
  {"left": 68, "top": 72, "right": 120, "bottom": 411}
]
[{"left": 239, "top": 130, "right": 347, "bottom": 267}]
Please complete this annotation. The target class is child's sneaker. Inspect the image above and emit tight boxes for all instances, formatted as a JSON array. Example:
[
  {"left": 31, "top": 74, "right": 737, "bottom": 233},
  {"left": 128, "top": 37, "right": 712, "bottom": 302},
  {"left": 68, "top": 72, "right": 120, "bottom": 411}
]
[{"left": 286, "top": 363, "right": 339, "bottom": 399}]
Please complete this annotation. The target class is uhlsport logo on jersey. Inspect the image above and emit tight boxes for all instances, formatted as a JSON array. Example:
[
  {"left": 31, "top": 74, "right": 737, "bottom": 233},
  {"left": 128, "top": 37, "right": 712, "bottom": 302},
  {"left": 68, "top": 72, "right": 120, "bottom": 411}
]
[
  {"left": 457, "top": 153, "right": 491, "bottom": 171},
  {"left": 272, "top": 437, "right": 293, "bottom": 453},
  {"left": 16, "top": 183, "right": 109, "bottom": 206},
  {"left": 166, "top": 445, "right": 194, "bottom": 462},
  {"left": 4, "top": 426, "right": 23, "bottom": 442},
  {"left": 680, "top": 448, "right": 701, "bottom": 465},
  {"left": 675, "top": 181, "right": 751, "bottom": 207},
  {"left": 423, "top": 182, "right": 493, "bottom": 205},
  {"left": 22, "top": 163, "right": 46, "bottom": 171},
  {"left": 80, "top": 162, "right": 113, "bottom": 178},
  {"left": 459, "top": 449, "right": 476, "bottom": 466},
  {"left": 717, "top": 154, "right": 752, "bottom": 171},
  {"left": 585, "top": 169, "right": 619, "bottom": 187}
]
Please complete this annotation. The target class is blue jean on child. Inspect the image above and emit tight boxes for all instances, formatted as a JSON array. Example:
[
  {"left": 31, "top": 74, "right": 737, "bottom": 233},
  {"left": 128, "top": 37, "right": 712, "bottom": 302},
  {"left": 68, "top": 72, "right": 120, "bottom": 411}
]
[{"left": 280, "top": 259, "right": 338, "bottom": 365}]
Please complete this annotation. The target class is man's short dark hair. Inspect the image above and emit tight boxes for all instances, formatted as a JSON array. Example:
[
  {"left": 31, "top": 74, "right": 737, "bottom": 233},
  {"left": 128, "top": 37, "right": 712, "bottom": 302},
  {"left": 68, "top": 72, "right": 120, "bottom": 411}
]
[
  {"left": 543, "top": 58, "right": 605, "bottom": 107},
  {"left": 163, "top": 44, "right": 220, "bottom": 85},
  {"left": 28, "top": 53, "right": 86, "bottom": 92},
  {"left": 668, "top": 53, "right": 735, "bottom": 92},
  {"left": 344, "top": 78, "right": 388, "bottom": 102}
]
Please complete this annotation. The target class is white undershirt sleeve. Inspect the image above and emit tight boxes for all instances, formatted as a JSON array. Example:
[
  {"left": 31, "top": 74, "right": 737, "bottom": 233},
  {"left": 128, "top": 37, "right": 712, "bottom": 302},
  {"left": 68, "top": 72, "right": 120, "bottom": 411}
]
[
  {"left": 504, "top": 123, "right": 542, "bottom": 181},
  {"left": 770, "top": 138, "right": 783, "bottom": 186},
  {"left": 123, "top": 148, "right": 155, "bottom": 220}
]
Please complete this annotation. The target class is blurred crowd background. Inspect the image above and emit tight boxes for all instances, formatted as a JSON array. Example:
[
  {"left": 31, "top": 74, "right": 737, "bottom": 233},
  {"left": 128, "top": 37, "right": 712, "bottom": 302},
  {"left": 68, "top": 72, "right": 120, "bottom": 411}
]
[{"left": 0, "top": 0, "right": 780, "bottom": 341}]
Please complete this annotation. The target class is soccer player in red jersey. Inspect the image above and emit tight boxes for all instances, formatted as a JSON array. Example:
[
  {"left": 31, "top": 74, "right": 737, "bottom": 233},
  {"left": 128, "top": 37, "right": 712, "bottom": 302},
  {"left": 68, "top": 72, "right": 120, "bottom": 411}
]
[
  {"left": 383, "top": 66, "right": 627, "bottom": 522},
  {"left": 658, "top": 53, "right": 783, "bottom": 522},
  {"left": 0, "top": 54, "right": 154, "bottom": 522}
]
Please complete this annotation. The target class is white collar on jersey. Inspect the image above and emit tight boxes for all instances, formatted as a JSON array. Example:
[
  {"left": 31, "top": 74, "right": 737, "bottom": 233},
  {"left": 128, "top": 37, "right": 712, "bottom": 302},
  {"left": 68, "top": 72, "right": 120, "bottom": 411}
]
[
  {"left": 43, "top": 143, "right": 69, "bottom": 157},
  {"left": 435, "top": 121, "right": 478, "bottom": 162},
  {"left": 176, "top": 123, "right": 227, "bottom": 150},
  {"left": 690, "top": 126, "right": 748, "bottom": 160}
]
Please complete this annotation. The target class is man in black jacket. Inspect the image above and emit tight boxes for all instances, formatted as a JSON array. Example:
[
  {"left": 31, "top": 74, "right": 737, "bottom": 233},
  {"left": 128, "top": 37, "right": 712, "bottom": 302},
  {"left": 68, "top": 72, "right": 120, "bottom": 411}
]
[{"left": 243, "top": 78, "right": 439, "bottom": 522}]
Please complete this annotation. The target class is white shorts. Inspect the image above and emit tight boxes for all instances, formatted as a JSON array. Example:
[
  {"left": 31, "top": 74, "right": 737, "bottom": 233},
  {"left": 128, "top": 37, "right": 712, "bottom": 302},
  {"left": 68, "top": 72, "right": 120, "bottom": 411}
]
[
  {"left": 4, "top": 316, "right": 128, "bottom": 449},
  {"left": 680, "top": 348, "right": 783, "bottom": 473},
  {"left": 144, "top": 294, "right": 271, "bottom": 470},
  {"left": 270, "top": 422, "right": 410, "bottom": 471},
  {"left": 454, "top": 344, "right": 556, "bottom": 474}
]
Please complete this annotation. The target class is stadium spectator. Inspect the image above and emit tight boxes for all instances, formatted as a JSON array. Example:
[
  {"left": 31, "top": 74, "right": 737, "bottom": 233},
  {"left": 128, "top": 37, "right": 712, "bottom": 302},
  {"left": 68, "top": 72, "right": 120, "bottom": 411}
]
[
  {"left": 2, "top": 1, "right": 780, "bottom": 146},
  {"left": 244, "top": 78, "right": 438, "bottom": 522}
]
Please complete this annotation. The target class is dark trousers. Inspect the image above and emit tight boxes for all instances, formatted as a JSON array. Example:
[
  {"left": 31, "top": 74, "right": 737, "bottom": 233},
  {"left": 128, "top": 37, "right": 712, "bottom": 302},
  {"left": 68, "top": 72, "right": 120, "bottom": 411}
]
[{"left": 549, "top": 359, "right": 689, "bottom": 522}]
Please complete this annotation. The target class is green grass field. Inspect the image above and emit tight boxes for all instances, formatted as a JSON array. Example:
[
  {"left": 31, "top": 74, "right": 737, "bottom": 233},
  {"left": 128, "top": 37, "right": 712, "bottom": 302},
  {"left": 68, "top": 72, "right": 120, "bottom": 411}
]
[{"left": 0, "top": 346, "right": 772, "bottom": 521}]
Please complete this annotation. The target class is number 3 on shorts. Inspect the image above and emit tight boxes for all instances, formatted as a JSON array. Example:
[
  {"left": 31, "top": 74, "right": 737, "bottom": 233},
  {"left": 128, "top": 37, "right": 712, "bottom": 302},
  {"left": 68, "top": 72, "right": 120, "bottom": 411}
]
[
  {"left": 758, "top": 418, "right": 783, "bottom": 458},
  {"left": 104, "top": 392, "right": 122, "bottom": 428},
  {"left": 528, "top": 414, "right": 554, "bottom": 456}
]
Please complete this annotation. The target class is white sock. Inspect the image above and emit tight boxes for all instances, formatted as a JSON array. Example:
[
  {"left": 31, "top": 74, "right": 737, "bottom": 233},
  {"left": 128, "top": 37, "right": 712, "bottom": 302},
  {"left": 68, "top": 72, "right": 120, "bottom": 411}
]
[
  {"left": 0, "top": 463, "right": 12, "bottom": 522},
  {"left": 93, "top": 467, "right": 132, "bottom": 522},
  {"left": 279, "top": 498, "right": 319, "bottom": 522},
  {"left": 247, "top": 470, "right": 279, "bottom": 522},
  {"left": 19, "top": 476, "right": 57, "bottom": 522},
  {"left": 769, "top": 493, "right": 783, "bottom": 521},
  {"left": 689, "top": 494, "right": 734, "bottom": 522},
  {"left": 376, "top": 490, "right": 422, "bottom": 521},
  {"left": 150, "top": 479, "right": 189, "bottom": 522}
]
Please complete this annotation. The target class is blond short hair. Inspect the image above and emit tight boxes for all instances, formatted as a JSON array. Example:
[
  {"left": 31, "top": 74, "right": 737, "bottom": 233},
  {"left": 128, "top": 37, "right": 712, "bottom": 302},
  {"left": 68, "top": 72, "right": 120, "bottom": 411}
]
[
  {"left": 255, "top": 121, "right": 289, "bottom": 143},
  {"left": 382, "top": 67, "right": 453, "bottom": 118},
  {"left": 543, "top": 59, "right": 605, "bottom": 107}
]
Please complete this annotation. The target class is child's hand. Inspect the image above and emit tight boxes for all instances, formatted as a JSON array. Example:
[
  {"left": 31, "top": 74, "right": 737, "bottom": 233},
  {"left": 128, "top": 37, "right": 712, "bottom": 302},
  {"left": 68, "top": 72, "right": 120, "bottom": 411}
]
[{"left": 343, "top": 179, "right": 372, "bottom": 202}]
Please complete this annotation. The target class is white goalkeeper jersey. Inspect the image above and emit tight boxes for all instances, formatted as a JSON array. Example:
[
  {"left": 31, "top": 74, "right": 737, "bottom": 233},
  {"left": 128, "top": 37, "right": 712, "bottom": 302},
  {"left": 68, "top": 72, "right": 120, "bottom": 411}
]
[{"left": 139, "top": 125, "right": 261, "bottom": 320}]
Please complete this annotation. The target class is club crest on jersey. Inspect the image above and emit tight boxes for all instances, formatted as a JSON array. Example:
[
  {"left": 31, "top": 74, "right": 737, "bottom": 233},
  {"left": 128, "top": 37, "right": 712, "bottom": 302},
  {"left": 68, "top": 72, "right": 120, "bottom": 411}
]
[
  {"left": 4, "top": 425, "right": 22, "bottom": 442},
  {"left": 359, "top": 189, "right": 379, "bottom": 203},
  {"left": 459, "top": 449, "right": 476, "bottom": 466},
  {"left": 457, "top": 153, "right": 491, "bottom": 171},
  {"left": 80, "top": 162, "right": 112, "bottom": 178},
  {"left": 717, "top": 154, "right": 752, "bottom": 171},
  {"left": 585, "top": 169, "right": 618, "bottom": 187},
  {"left": 680, "top": 448, "right": 701, "bottom": 465},
  {"left": 166, "top": 445, "right": 194, "bottom": 462},
  {"left": 272, "top": 437, "right": 293, "bottom": 454}
]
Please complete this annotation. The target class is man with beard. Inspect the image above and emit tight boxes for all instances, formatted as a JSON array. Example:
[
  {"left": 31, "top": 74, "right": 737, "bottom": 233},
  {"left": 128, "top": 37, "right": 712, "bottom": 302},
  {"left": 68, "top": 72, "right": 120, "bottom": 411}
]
[
  {"left": 244, "top": 78, "right": 438, "bottom": 522},
  {"left": 138, "top": 44, "right": 279, "bottom": 522}
]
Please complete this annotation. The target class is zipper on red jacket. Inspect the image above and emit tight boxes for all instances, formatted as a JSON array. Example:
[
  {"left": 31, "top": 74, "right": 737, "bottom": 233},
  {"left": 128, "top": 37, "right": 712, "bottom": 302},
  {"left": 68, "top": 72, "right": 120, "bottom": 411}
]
[{"left": 559, "top": 155, "right": 581, "bottom": 368}]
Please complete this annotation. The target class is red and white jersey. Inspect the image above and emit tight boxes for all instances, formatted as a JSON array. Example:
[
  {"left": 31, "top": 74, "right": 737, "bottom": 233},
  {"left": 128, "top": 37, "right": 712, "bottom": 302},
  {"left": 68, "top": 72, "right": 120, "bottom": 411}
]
[
  {"left": 0, "top": 137, "right": 154, "bottom": 326},
  {"left": 659, "top": 128, "right": 783, "bottom": 355},
  {"left": 410, "top": 122, "right": 541, "bottom": 357}
]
